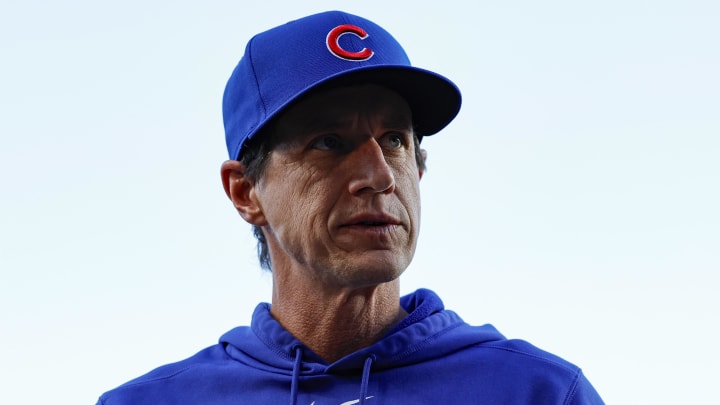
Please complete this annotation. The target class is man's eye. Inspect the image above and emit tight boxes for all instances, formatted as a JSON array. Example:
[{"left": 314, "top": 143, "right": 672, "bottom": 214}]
[
  {"left": 384, "top": 133, "right": 404, "bottom": 149},
  {"left": 312, "top": 135, "right": 342, "bottom": 151}
]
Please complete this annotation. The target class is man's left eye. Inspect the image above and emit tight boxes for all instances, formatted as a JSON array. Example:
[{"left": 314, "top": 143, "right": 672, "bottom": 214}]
[{"left": 384, "top": 133, "right": 404, "bottom": 148}]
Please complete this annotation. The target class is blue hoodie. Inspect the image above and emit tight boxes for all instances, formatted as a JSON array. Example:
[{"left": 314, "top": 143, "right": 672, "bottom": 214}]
[{"left": 97, "top": 289, "right": 604, "bottom": 404}]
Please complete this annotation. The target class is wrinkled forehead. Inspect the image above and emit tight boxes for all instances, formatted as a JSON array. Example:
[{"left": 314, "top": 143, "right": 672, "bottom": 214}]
[{"left": 273, "top": 84, "right": 413, "bottom": 139}]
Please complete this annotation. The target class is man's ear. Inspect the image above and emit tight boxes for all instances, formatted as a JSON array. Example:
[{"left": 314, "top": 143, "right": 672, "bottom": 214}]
[
  {"left": 419, "top": 148, "right": 427, "bottom": 180},
  {"left": 220, "top": 160, "right": 267, "bottom": 226}
]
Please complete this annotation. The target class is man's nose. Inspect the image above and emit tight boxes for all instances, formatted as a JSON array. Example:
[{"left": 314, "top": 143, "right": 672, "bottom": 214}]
[{"left": 347, "top": 139, "right": 396, "bottom": 195}]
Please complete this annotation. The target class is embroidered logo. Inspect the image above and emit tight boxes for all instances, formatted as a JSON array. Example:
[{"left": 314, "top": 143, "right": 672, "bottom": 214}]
[
  {"left": 326, "top": 24, "right": 374, "bottom": 61},
  {"left": 310, "top": 396, "right": 375, "bottom": 405}
]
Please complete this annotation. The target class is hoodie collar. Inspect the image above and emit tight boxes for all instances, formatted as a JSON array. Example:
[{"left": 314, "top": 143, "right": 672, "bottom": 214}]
[{"left": 219, "top": 288, "right": 505, "bottom": 374}]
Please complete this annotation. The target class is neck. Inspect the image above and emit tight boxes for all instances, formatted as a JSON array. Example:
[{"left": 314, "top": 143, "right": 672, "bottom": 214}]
[{"left": 270, "top": 277, "right": 406, "bottom": 363}]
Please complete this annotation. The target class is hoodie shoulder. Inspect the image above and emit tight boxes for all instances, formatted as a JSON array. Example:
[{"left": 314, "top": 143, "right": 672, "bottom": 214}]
[
  {"left": 470, "top": 337, "right": 604, "bottom": 404},
  {"left": 480, "top": 338, "right": 582, "bottom": 373},
  {"left": 97, "top": 343, "right": 231, "bottom": 404}
]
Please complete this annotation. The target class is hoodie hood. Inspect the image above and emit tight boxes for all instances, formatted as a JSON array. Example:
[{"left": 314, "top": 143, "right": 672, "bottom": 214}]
[{"left": 219, "top": 288, "right": 505, "bottom": 374}]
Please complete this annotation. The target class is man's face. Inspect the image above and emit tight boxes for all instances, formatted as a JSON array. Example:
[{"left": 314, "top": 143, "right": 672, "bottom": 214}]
[{"left": 252, "top": 84, "right": 423, "bottom": 289}]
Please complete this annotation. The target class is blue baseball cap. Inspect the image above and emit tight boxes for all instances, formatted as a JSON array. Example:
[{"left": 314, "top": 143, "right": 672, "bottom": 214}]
[{"left": 222, "top": 10, "right": 462, "bottom": 160}]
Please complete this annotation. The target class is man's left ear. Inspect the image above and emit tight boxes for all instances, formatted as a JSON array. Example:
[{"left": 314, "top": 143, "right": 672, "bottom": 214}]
[{"left": 419, "top": 148, "right": 427, "bottom": 180}]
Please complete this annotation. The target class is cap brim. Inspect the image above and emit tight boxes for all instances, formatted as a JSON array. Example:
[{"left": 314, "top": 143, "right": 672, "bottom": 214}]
[
  {"left": 316, "top": 66, "right": 462, "bottom": 138},
  {"left": 246, "top": 65, "right": 461, "bottom": 149}
]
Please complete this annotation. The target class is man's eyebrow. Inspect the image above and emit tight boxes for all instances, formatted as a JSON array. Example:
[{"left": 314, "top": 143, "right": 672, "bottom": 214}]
[
  {"left": 381, "top": 114, "right": 413, "bottom": 131},
  {"left": 277, "top": 109, "right": 413, "bottom": 144},
  {"left": 297, "top": 116, "right": 351, "bottom": 134}
]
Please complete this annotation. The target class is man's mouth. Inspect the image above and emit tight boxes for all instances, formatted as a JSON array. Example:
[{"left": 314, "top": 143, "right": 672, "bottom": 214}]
[
  {"left": 343, "top": 213, "right": 400, "bottom": 227},
  {"left": 358, "top": 221, "right": 387, "bottom": 226}
]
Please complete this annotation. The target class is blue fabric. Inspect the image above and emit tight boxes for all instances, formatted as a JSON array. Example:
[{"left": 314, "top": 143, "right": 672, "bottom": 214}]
[{"left": 97, "top": 289, "right": 604, "bottom": 404}]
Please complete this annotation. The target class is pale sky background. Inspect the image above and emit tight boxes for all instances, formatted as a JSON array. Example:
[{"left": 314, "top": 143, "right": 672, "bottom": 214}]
[{"left": 1, "top": 0, "right": 718, "bottom": 404}]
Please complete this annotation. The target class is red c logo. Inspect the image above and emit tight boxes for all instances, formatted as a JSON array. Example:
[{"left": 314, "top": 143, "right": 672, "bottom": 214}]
[{"left": 326, "top": 24, "right": 374, "bottom": 61}]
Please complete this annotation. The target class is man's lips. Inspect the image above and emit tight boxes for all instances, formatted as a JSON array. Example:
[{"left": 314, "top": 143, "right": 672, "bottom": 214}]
[
  {"left": 336, "top": 213, "right": 404, "bottom": 240},
  {"left": 341, "top": 213, "right": 401, "bottom": 228}
]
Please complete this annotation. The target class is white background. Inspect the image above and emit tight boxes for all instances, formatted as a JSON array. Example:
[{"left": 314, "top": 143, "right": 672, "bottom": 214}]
[{"left": 1, "top": 1, "right": 718, "bottom": 404}]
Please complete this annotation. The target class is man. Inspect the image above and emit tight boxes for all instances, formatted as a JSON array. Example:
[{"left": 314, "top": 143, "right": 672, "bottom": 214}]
[{"left": 97, "top": 11, "right": 604, "bottom": 404}]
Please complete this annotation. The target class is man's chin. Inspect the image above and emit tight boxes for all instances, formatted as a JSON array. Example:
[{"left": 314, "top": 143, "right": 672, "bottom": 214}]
[{"left": 331, "top": 252, "right": 410, "bottom": 286}]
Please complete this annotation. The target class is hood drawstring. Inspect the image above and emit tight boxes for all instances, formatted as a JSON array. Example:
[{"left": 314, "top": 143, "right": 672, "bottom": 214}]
[
  {"left": 359, "top": 355, "right": 375, "bottom": 405},
  {"left": 290, "top": 346, "right": 303, "bottom": 405},
  {"left": 290, "top": 349, "right": 375, "bottom": 405}
]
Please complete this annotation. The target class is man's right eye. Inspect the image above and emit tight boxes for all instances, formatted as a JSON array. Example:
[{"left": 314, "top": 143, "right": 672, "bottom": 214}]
[{"left": 311, "top": 135, "right": 342, "bottom": 151}]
